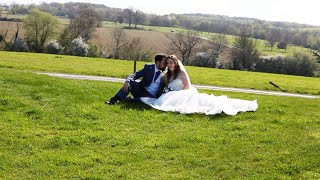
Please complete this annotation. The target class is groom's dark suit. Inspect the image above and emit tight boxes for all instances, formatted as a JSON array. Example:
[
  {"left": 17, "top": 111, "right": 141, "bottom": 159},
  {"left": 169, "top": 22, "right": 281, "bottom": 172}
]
[{"left": 114, "top": 64, "right": 165, "bottom": 101}]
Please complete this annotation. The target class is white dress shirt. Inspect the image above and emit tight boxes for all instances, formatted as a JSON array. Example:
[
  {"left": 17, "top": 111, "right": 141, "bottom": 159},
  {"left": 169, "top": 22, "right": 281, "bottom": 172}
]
[{"left": 145, "top": 65, "right": 163, "bottom": 97}]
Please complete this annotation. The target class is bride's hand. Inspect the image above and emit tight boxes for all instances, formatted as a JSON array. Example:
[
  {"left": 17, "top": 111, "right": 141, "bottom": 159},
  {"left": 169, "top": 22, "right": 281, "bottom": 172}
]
[{"left": 163, "top": 87, "right": 174, "bottom": 93}]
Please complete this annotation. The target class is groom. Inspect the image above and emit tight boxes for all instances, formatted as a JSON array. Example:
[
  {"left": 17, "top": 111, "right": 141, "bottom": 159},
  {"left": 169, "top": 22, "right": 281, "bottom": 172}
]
[{"left": 106, "top": 54, "right": 167, "bottom": 105}]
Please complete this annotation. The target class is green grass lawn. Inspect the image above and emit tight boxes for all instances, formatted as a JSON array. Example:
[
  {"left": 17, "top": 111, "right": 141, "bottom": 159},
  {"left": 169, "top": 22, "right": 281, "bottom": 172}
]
[
  {"left": 1, "top": 51, "right": 319, "bottom": 95},
  {"left": 0, "top": 68, "right": 319, "bottom": 178}
]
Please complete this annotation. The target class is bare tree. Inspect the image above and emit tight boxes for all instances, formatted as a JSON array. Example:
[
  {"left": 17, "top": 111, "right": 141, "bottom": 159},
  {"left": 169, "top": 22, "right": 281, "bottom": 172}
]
[
  {"left": 123, "top": 8, "right": 133, "bottom": 28},
  {"left": 0, "top": 6, "right": 4, "bottom": 18},
  {"left": 121, "top": 37, "right": 143, "bottom": 60},
  {"left": 133, "top": 10, "right": 145, "bottom": 29},
  {"left": 199, "top": 34, "right": 228, "bottom": 67},
  {"left": 0, "top": 22, "right": 22, "bottom": 49},
  {"left": 96, "top": 40, "right": 109, "bottom": 58},
  {"left": 208, "top": 34, "right": 227, "bottom": 59},
  {"left": 111, "top": 28, "right": 127, "bottom": 59},
  {"left": 266, "top": 28, "right": 281, "bottom": 51},
  {"left": 166, "top": 31, "right": 201, "bottom": 64}
]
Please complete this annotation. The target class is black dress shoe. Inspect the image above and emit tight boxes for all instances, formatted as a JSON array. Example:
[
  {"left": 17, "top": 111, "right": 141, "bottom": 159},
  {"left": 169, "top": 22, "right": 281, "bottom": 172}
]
[{"left": 105, "top": 97, "right": 118, "bottom": 105}]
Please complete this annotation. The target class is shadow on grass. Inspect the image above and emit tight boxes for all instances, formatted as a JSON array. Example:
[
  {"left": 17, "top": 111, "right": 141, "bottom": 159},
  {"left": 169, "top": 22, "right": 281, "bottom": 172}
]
[
  {"left": 118, "top": 100, "right": 231, "bottom": 120},
  {"left": 184, "top": 112, "right": 230, "bottom": 121},
  {"left": 119, "top": 100, "right": 152, "bottom": 111}
]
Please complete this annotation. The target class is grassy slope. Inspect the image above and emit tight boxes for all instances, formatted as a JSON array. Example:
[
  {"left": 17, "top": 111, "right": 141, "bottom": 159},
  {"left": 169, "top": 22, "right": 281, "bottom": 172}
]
[
  {"left": 0, "top": 51, "right": 319, "bottom": 95},
  {"left": 0, "top": 68, "right": 319, "bottom": 179}
]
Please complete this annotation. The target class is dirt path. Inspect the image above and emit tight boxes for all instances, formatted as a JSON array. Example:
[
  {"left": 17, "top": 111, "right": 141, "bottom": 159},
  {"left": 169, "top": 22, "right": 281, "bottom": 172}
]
[{"left": 37, "top": 72, "right": 320, "bottom": 99}]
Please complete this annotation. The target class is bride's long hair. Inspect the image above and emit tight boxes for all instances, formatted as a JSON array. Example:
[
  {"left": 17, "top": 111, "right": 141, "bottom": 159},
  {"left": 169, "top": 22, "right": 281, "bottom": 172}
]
[{"left": 166, "top": 55, "right": 181, "bottom": 83}]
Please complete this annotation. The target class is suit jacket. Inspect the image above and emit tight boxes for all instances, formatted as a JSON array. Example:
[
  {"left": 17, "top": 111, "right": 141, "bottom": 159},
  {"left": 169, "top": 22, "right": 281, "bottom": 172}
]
[{"left": 126, "top": 64, "right": 165, "bottom": 98}]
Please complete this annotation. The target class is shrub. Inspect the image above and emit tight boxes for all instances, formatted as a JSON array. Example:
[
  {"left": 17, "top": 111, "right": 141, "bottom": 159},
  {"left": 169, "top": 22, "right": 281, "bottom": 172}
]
[
  {"left": 87, "top": 43, "right": 99, "bottom": 57},
  {"left": 139, "top": 48, "right": 155, "bottom": 62},
  {"left": 255, "top": 55, "right": 287, "bottom": 74},
  {"left": 188, "top": 52, "right": 210, "bottom": 67},
  {"left": 277, "top": 42, "right": 287, "bottom": 51},
  {"left": 69, "top": 37, "right": 89, "bottom": 56},
  {"left": 8, "top": 37, "right": 28, "bottom": 52},
  {"left": 285, "top": 52, "right": 317, "bottom": 77},
  {"left": 46, "top": 40, "right": 62, "bottom": 54},
  {"left": 120, "top": 37, "right": 143, "bottom": 61},
  {"left": 256, "top": 52, "right": 318, "bottom": 77}
]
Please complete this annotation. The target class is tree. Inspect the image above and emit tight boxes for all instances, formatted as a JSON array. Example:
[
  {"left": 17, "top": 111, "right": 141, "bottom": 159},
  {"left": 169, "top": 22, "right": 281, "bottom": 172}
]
[
  {"left": 133, "top": 10, "right": 145, "bottom": 28},
  {"left": 123, "top": 8, "right": 133, "bottom": 28},
  {"left": 312, "top": 50, "right": 320, "bottom": 63},
  {"left": 110, "top": 28, "right": 127, "bottom": 59},
  {"left": 23, "top": 9, "right": 59, "bottom": 52},
  {"left": 204, "top": 34, "right": 228, "bottom": 67},
  {"left": 266, "top": 28, "right": 280, "bottom": 51},
  {"left": 58, "top": 7, "right": 98, "bottom": 53},
  {"left": 121, "top": 37, "right": 143, "bottom": 60},
  {"left": 68, "top": 7, "right": 99, "bottom": 42},
  {"left": 231, "top": 32, "right": 260, "bottom": 70},
  {"left": 0, "top": 6, "right": 4, "bottom": 18},
  {"left": 277, "top": 42, "right": 287, "bottom": 52},
  {"left": 0, "top": 22, "right": 22, "bottom": 50},
  {"left": 166, "top": 31, "right": 201, "bottom": 64}
]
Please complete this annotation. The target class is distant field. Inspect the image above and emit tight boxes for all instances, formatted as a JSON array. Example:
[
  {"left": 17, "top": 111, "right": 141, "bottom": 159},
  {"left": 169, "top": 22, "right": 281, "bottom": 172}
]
[
  {"left": 0, "top": 51, "right": 319, "bottom": 95},
  {"left": 94, "top": 28, "right": 172, "bottom": 54}
]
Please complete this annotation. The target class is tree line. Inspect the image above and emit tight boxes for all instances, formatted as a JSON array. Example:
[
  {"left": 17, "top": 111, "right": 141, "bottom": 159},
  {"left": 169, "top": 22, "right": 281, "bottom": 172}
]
[
  {"left": 0, "top": 4, "right": 319, "bottom": 77},
  {"left": 2, "top": 2, "right": 320, "bottom": 51},
  {"left": 0, "top": 8, "right": 154, "bottom": 61}
]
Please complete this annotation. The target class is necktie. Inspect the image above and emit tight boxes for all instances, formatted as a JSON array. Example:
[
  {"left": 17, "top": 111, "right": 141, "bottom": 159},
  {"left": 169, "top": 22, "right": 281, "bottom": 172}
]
[{"left": 153, "top": 71, "right": 161, "bottom": 82}]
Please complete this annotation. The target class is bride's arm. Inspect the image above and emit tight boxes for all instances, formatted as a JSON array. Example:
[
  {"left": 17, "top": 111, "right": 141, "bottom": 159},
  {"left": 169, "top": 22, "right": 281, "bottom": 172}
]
[{"left": 181, "top": 71, "right": 191, "bottom": 90}]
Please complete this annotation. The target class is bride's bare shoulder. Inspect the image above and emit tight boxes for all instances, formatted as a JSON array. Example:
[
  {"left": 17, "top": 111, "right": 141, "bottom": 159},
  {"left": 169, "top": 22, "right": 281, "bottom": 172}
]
[{"left": 178, "top": 71, "right": 187, "bottom": 78}]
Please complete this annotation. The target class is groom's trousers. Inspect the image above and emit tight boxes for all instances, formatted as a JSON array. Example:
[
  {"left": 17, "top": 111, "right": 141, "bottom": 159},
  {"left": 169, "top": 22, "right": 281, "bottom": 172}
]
[{"left": 115, "top": 80, "right": 155, "bottom": 101}]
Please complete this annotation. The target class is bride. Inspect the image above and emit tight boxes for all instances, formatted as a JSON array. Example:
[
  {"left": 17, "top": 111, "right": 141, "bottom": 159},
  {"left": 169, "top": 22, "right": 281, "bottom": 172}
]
[{"left": 140, "top": 55, "right": 258, "bottom": 116}]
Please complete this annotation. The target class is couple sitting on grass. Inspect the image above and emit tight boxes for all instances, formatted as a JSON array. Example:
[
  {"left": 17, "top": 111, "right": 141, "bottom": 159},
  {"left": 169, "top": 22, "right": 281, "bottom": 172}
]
[{"left": 106, "top": 54, "right": 258, "bottom": 115}]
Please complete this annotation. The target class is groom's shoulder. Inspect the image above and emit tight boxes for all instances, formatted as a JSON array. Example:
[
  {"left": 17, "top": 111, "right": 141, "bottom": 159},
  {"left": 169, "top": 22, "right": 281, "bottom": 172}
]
[{"left": 143, "top": 64, "right": 155, "bottom": 68}]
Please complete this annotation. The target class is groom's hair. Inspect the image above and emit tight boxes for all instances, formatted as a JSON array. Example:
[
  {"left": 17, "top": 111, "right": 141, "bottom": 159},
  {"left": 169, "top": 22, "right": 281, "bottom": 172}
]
[{"left": 155, "top": 54, "right": 167, "bottom": 63}]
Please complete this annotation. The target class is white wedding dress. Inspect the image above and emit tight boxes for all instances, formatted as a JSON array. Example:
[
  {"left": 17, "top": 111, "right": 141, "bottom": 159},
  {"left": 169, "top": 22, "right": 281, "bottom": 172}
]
[{"left": 140, "top": 79, "right": 258, "bottom": 116}]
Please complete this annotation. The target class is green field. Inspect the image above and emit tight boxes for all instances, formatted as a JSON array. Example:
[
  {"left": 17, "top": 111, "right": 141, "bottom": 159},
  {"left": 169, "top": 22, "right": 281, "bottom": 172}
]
[
  {"left": 0, "top": 51, "right": 319, "bottom": 95},
  {"left": 0, "top": 66, "right": 319, "bottom": 178}
]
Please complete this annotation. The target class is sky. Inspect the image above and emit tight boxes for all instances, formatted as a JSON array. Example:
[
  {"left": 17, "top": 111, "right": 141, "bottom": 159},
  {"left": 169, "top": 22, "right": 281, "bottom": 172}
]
[{"left": 1, "top": 0, "right": 320, "bottom": 26}]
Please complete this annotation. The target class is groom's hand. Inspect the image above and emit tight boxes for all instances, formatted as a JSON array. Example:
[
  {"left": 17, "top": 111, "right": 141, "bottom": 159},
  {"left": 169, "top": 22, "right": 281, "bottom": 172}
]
[{"left": 123, "top": 81, "right": 131, "bottom": 93}]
